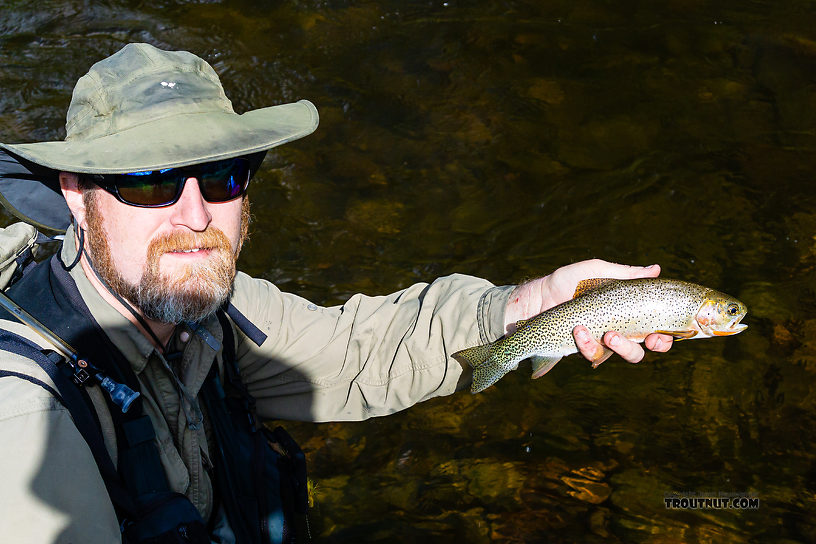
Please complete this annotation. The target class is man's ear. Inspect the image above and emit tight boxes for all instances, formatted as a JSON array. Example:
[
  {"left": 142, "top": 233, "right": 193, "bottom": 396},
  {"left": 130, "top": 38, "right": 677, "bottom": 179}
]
[{"left": 59, "top": 172, "right": 87, "bottom": 228}]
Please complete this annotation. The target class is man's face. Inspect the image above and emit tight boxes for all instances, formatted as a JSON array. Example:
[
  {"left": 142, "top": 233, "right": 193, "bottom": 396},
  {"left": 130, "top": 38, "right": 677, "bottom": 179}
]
[{"left": 82, "top": 176, "right": 249, "bottom": 324}]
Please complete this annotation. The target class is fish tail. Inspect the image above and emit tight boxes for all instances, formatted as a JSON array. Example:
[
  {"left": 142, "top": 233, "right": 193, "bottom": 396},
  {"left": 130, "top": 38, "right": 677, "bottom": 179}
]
[
  {"left": 452, "top": 342, "right": 514, "bottom": 394},
  {"left": 452, "top": 343, "right": 493, "bottom": 369}
]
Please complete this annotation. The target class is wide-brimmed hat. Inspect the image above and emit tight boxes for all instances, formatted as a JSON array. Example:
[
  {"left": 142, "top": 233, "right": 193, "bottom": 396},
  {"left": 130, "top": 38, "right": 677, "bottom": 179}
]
[{"left": 0, "top": 42, "right": 319, "bottom": 232}]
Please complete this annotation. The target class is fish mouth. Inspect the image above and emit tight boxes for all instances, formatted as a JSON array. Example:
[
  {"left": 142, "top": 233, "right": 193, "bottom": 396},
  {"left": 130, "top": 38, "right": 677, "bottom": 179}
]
[{"left": 712, "top": 316, "right": 748, "bottom": 336}]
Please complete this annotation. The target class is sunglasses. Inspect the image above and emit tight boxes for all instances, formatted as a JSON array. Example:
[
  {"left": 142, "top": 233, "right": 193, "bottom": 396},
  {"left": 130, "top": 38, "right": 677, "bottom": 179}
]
[{"left": 84, "top": 157, "right": 252, "bottom": 208}]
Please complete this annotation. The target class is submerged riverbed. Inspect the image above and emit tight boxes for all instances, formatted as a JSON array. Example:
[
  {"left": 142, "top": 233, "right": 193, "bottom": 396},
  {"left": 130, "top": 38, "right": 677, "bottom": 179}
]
[{"left": 2, "top": 1, "right": 815, "bottom": 541}]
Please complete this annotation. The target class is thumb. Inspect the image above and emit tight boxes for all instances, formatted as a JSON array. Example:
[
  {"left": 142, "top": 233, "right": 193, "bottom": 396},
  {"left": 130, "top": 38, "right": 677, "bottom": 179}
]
[{"left": 582, "top": 260, "right": 661, "bottom": 280}]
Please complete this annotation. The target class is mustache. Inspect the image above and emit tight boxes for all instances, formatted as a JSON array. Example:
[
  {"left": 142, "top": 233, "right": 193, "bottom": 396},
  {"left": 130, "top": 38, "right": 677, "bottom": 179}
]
[{"left": 148, "top": 227, "right": 234, "bottom": 256}]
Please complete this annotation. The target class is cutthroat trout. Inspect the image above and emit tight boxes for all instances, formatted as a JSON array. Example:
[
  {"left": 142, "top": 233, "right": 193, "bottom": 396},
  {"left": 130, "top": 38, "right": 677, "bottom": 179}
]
[{"left": 453, "top": 278, "right": 748, "bottom": 393}]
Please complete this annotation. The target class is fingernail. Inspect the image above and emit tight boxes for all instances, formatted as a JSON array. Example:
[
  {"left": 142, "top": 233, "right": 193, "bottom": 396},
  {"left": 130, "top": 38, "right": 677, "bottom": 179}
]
[
  {"left": 608, "top": 334, "right": 620, "bottom": 347},
  {"left": 654, "top": 338, "right": 663, "bottom": 350},
  {"left": 575, "top": 329, "right": 588, "bottom": 343}
]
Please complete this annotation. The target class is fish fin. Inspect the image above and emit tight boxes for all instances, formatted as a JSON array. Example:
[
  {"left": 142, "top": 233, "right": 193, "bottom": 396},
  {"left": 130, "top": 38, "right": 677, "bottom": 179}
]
[
  {"left": 452, "top": 343, "right": 512, "bottom": 394},
  {"left": 590, "top": 347, "right": 614, "bottom": 369},
  {"left": 573, "top": 278, "right": 617, "bottom": 298},
  {"left": 655, "top": 329, "right": 698, "bottom": 341},
  {"left": 711, "top": 329, "right": 743, "bottom": 336},
  {"left": 514, "top": 318, "right": 531, "bottom": 329},
  {"left": 452, "top": 344, "right": 493, "bottom": 369},
  {"left": 530, "top": 355, "right": 562, "bottom": 378}
]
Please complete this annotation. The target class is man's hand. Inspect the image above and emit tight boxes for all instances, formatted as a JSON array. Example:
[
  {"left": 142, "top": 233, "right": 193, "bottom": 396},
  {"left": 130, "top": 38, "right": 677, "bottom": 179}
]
[{"left": 504, "top": 259, "right": 674, "bottom": 365}]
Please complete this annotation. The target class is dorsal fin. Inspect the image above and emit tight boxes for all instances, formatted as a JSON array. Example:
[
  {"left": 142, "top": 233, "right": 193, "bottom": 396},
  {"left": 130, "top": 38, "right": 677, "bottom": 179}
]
[{"left": 573, "top": 278, "right": 617, "bottom": 298}]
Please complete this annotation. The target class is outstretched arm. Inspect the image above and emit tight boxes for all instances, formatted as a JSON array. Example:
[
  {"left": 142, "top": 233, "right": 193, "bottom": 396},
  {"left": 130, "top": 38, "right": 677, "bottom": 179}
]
[{"left": 504, "top": 259, "right": 674, "bottom": 365}]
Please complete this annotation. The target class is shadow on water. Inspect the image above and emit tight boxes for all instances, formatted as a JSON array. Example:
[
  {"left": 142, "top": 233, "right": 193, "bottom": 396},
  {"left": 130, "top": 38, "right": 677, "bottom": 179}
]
[{"left": 2, "top": 0, "right": 816, "bottom": 542}]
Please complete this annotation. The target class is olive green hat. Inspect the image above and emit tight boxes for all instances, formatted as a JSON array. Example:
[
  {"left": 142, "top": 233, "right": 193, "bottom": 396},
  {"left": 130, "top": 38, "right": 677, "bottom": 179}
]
[{"left": 0, "top": 42, "right": 319, "bottom": 231}]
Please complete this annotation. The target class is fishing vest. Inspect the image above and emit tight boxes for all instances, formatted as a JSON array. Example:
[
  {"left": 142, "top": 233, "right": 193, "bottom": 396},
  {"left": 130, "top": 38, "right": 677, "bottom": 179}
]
[{"left": 0, "top": 253, "right": 311, "bottom": 543}]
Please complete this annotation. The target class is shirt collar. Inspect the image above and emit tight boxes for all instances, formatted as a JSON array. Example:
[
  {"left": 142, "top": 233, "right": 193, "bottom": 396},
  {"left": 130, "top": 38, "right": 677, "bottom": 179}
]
[{"left": 60, "top": 225, "right": 226, "bottom": 375}]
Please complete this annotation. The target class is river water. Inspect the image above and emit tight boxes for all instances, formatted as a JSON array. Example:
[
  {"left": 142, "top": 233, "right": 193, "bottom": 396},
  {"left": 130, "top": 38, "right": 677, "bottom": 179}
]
[{"left": 2, "top": 1, "right": 815, "bottom": 542}]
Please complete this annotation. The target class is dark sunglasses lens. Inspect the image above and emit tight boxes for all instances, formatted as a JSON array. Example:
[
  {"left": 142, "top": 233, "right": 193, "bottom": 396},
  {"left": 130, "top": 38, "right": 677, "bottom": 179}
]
[
  {"left": 99, "top": 158, "right": 250, "bottom": 206},
  {"left": 198, "top": 159, "right": 250, "bottom": 202},
  {"left": 115, "top": 170, "right": 182, "bottom": 206}
]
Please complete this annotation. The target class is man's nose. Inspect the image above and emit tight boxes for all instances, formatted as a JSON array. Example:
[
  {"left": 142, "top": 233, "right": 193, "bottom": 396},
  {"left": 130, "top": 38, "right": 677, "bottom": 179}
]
[{"left": 169, "top": 177, "right": 212, "bottom": 231}]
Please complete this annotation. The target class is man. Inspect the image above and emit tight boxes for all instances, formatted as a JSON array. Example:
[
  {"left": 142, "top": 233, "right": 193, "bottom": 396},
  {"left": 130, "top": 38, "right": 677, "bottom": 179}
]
[{"left": 0, "top": 43, "right": 672, "bottom": 543}]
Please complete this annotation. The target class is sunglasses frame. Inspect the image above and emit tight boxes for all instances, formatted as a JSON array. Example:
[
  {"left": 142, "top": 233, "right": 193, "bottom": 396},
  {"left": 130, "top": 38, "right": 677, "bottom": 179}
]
[{"left": 83, "top": 157, "right": 253, "bottom": 208}]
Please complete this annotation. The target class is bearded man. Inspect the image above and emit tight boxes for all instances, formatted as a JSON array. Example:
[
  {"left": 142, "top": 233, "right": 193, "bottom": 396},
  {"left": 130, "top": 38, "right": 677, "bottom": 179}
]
[{"left": 0, "top": 43, "right": 672, "bottom": 543}]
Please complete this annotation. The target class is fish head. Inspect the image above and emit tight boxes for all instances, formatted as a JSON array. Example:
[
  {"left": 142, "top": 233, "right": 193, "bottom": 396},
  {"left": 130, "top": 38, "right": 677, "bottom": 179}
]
[{"left": 694, "top": 291, "right": 748, "bottom": 337}]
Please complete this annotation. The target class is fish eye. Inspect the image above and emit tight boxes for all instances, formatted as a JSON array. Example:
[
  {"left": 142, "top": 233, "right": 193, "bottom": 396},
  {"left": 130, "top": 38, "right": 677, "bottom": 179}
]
[{"left": 727, "top": 304, "right": 739, "bottom": 316}]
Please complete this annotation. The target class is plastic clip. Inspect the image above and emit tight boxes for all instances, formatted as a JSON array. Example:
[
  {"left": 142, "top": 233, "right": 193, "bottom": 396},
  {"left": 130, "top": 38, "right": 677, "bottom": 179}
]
[{"left": 71, "top": 359, "right": 92, "bottom": 386}]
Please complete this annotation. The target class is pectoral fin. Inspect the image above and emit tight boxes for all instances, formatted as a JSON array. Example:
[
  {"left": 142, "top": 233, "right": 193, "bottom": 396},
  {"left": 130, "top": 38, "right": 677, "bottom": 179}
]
[
  {"left": 530, "top": 355, "right": 562, "bottom": 379},
  {"left": 655, "top": 329, "right": 698, "bottom": 341},
  {"left": 590, "top": 347, "right": 614, "bottom": 369}
]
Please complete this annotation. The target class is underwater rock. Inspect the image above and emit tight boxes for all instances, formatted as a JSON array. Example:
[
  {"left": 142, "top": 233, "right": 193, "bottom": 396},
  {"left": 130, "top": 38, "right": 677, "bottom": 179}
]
[
  {"left": 345, "top": 199, "right": 405, "bottom": 234},
  {"left": 560, "top": 465, "right": 612, "bottom": 504}
]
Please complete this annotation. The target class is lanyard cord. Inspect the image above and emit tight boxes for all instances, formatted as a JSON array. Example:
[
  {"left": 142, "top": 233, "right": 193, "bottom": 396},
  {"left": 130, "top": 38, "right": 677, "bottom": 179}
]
[
  {"left": 74, "top": 225, "right": 204, "bottom": 430},
  {"left": 76, "top": 226, "right": 167, "bottom": 350}
]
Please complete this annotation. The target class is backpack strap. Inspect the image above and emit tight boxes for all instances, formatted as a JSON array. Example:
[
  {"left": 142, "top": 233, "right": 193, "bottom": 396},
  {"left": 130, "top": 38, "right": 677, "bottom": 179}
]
[
  {"left": 0, "top": 369, "right": 62, "bottom": 401},
  {"left": 2, "top": 253, "right": 307, "bottom": 542},
  {"left": 46, "top": 255, "right": 139, "bottom": 388},
  {"left": 1, "top": 261, "right": 211, "bottom": 542},
  {"left": 0, "top": 329, "right": 138, "bottom": 517}
]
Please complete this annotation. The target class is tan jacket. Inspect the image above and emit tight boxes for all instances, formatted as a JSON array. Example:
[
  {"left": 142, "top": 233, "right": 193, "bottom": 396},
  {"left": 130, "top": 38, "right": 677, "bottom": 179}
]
[{"left": 0, "top": 225, "right": 512, "bottom": 543}]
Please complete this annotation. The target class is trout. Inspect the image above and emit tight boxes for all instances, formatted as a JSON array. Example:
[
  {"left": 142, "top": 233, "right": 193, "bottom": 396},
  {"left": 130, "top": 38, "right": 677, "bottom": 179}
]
[{"left": 453, "top": 278, "right": 748, "bottom": 393}]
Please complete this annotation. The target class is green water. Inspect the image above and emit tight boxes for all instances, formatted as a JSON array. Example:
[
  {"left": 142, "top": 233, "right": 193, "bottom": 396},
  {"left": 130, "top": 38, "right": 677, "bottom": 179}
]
[{"left": 2, "top": 1, "right": 815, "bottom": 542}]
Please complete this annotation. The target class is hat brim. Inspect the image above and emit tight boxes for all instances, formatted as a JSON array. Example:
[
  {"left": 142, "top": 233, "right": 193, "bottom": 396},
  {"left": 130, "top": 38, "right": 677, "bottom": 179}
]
[
  {"left": 0, "top": 99, "right": 317, "bottom": 233},
  {"left": 0, "top": 99, "right": 318, "bottom": 174},
  {"left": 0, "top": 149, "right": 69, "bottom": 232}
]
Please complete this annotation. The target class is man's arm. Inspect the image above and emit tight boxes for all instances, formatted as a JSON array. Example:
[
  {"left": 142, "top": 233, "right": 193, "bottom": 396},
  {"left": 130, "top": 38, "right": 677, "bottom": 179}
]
[
  {"left": 230, "top": 271, "right": 505, "bottom": 422},
  {"left": 230, "top": 261, "right": 673, "bottom": 423}
]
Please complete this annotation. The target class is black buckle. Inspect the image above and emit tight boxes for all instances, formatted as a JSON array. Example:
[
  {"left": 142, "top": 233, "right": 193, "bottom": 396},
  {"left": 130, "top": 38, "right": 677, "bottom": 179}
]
[{"left": 71, "top": 359, "right": 92, "bottom": 385}]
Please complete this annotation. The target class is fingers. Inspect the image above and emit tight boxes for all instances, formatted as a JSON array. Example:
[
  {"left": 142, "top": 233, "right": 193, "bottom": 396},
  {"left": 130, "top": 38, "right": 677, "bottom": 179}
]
[
  {"left": 579, "top": 259, "right": 661, "bottom": 280},
  {"left": 645, "top": 333, "right": 673, "bottom": 352},
  {"left": 550, "top": 260, "right": 661, "bottom": 307},
  {"left": 603, "top": 331, "right": 646, "bottom": 364},
  {"left": 574, "top": 326, "right": 652, "bottom": 365},
  {"left": 574, "top": 326, "right": 614, "bottom": 365}
]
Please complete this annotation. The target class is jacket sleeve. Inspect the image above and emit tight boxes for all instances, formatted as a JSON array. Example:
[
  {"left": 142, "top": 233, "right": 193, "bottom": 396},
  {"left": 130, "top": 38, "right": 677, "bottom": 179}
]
[
  {"left": 0, "top": 351, "right": 121, "bottom": 543},
  {"left": 229, "top": 272, "right": 513, "bottom": 422}
]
